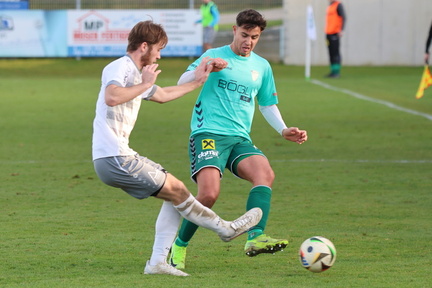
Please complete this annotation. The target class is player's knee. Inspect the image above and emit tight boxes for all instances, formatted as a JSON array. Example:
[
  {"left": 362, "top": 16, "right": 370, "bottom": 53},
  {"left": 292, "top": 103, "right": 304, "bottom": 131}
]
[
  {"left": 255, "top": 167, "right": 275, "bottom": 186},
  {"left": 197, "top": 194, "right": 217, "bottom": 208},
  {"left": 267, "top": 168, "right": 275, "bottom": 183},
  {"left": 163, "top": 178, "right": 190, "bottom": 203},
  {"left": 171, "top": 179, "right": 188, "bottom": 196}
]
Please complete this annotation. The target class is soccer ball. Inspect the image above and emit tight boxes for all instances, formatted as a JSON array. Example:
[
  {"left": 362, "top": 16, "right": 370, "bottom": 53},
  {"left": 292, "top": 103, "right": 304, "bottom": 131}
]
[{"left": 299, "top": 236, "right": 337, "bottom": 273}]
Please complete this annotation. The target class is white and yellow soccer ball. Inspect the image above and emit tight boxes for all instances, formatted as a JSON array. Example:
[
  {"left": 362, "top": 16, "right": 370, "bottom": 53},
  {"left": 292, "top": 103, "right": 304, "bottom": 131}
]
[{"left": 299, "top": 236, "right": 337, "bottom": 273}]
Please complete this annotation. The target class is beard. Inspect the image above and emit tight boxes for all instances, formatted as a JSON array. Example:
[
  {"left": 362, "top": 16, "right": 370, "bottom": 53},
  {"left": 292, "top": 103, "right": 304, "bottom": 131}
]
[{"left": 140, "top": 49, "right": 153, "bottom": 66}]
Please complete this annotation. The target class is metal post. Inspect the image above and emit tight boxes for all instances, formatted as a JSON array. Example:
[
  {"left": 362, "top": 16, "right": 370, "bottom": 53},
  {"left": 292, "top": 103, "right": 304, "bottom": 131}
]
[{"left": 75, "top": 0, "right": 81, "bottom": 60}]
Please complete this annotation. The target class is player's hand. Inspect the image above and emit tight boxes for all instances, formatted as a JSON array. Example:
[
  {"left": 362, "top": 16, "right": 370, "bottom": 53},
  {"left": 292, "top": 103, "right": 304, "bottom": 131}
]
[
  {"left": 207, "top": 58, "right": 228, "bottom": 72},
  {"left": 282, "top": 127, "right": 308, "bottom": 144},
  {"left": 194, "top": 57, "right": 212, "bottom": 85},
  {"left": 193, "top": 57, "right": 228, "bottom": 85},
  {"left": 141, "top": 64, "right": 161, "bottom": 86}
]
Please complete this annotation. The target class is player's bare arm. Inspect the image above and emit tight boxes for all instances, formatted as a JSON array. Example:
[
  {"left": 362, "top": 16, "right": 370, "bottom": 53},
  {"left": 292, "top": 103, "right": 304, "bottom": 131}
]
[
  {"left": 177, "top": 57, "right": 227, "bottom": 85},
  {"left": 149, "top": 57, "right": 213, "bottom": 103},
  {"left": 104, "top": 64, "right": 161, "bottom": 106}
]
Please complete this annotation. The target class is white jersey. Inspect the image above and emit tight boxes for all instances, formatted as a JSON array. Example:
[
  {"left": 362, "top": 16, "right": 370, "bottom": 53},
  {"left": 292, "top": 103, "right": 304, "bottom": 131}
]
[{"left": 92, "top": 55, "right": 155, "bottom": 160}]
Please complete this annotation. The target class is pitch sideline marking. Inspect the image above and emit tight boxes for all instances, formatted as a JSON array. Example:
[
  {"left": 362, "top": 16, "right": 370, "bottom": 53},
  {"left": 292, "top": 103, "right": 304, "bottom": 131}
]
[
  {"left": 271, "top": 159, "right": 432, "bottom": 164},
  {"left": 1, "top": 159, "right": 431, "bottom": 164},
  {"left": 311, "top": 79, "right": 432, "bottom": 121}
]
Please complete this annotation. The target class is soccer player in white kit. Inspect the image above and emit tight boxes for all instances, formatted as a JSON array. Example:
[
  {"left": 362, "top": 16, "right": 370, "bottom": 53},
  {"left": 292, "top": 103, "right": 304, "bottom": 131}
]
[{"left": 92, "top": 20, "right": 262, "bottom": 276}]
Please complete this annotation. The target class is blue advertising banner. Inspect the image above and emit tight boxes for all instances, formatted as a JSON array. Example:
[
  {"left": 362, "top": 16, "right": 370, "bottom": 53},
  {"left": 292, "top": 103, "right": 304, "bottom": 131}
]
[{"left": 0, "top": 0, "right": 28, "bottom": 10}]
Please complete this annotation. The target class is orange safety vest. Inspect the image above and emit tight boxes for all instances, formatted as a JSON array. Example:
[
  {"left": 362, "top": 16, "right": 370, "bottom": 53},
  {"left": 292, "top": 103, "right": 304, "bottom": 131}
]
[{"left": 326, "top": 1, "right": 343, "bottom": 34}]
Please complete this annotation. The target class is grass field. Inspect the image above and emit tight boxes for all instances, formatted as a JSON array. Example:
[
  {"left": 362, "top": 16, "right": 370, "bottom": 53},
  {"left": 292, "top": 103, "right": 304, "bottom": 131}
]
[{"left": 1, "top": 58, "right": 431, "bottom": 288}]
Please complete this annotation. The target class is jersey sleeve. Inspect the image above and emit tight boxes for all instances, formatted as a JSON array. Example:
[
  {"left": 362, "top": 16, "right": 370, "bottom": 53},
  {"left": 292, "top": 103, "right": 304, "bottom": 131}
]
[
  {"left": 337, "top": 3, "right": 346, "bottom": 29},
  {"left": 256, "top": 62, "right": 278, "bottom": 106},
  {"left": 142, "top": 85, "right": 158, "bottom": 100},
  {"left": 103, "top": 58, "right": 130, "bottom": 88}
]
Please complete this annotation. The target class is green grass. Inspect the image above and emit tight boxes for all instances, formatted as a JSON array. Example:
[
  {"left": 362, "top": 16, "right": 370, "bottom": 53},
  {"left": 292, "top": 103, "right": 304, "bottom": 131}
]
[{"left": 1, "top": 58, "right": 431, "bottom": 288}]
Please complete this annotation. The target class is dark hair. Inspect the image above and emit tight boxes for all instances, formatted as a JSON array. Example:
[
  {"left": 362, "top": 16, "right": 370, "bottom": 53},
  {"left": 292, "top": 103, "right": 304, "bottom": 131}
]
[
  {"left": 127, "top": 20, "right": 168, "bottom": 52},
  {"left": 236, "top": 9, "right": 267, "bottom": 31}
]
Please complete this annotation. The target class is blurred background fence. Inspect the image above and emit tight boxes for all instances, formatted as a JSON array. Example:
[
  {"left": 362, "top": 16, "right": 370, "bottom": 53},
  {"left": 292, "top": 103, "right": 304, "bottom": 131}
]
[
  {"left": 22, "top": 0, "right": 284, "bottom": 61},
  {"left": 10, "top": 0, "right": 429, "bottom": 65},
  {"left": 28, "top": 0, "right": 282, "bottom": 11}
]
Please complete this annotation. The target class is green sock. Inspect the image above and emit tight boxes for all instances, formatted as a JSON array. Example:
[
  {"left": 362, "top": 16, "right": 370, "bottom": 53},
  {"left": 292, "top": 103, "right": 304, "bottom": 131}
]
[
  {"left": 248, "top": 228, "right": 263, "bottom": 240},
  {"left": 246, "top": 186, "right": 271, "bottom": 240},
  {"left": 174, "top": 236, "right": 189, "bottom": 247},
  {"left": 174, "top": 219, "right": 199, "bottom": 247},
  {"left": 331, "top": 64, "right": 341, "bottom": 74}
]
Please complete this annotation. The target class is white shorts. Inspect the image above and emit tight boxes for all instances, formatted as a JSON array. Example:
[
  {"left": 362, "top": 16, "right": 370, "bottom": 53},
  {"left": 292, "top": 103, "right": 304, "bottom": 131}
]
[{"left": 93, "top": 154, "right": 167, "bottom": 199}]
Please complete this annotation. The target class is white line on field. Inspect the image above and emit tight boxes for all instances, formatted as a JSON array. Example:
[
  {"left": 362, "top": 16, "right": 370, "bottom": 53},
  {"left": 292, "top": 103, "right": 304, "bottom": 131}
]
[
  {"left": 0, "top": 160, "right": 92, "bottom": 164},
  {"left": 271, "top": 159, "right": 432, "bottom": 164},
  {"left": 311, "top": 79, "right": 432, "bottom": 121},
  {"left": 1, "top": 159, "right": 431, "bottom": 164}
]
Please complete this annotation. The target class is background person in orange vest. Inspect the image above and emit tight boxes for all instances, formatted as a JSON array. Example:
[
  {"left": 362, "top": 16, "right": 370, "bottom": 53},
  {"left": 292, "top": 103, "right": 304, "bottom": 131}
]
[
  {"left": 325, "top": 0, "right": 346, "bottom": 78},
  {"left": 425, "top": 21, "right": 432, "bottom": 64},
  {"left": 197, "top": 0, "right": 220, "bottom": 52}
]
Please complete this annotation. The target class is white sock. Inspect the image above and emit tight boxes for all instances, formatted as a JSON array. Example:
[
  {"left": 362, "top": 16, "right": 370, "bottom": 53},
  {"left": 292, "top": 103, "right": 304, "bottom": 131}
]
[
  {"left": 149, "top": 201, "right": 181, "bottom": 266},
  {"left": 173, "top": 194, "right": 229, "bottom": 235}
]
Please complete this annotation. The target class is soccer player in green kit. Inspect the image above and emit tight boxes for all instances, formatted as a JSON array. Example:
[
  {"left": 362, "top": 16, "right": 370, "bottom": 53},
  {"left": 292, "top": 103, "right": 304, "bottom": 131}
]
[{"left": 169, "top": 9, "right": 308, "bottom": 269}]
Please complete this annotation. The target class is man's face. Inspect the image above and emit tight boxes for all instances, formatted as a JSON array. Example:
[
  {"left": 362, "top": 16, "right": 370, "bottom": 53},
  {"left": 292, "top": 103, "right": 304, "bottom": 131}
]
[
  {"left": 141, "top": 42, "right": 164, "bottom": 66},
  {"left": 230, "top": 25, "right": 262, "bottom": 57}
]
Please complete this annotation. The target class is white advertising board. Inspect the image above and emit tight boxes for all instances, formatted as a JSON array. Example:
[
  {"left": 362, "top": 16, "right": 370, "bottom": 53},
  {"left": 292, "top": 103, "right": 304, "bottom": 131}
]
[
  {"left": 0, "top": 10, "right": 67, "bottom": 57},
  {"left": 67, "top": 9, "right": 202, "bottom": 57},
  {"left": 0, "top": 9, "right": 202, "bottom": 57}
]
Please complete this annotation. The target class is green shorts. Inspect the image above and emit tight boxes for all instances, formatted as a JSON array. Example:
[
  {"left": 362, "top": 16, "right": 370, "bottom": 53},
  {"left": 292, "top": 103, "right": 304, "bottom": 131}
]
[{"left": 188, "top": 133, "right": 265, "bottom": 182}]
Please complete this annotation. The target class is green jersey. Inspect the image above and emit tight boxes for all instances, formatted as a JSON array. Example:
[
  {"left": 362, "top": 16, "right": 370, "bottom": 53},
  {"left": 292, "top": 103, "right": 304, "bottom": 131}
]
[{"left": 188, "top": 45, "right": 278, "bottom": 141}]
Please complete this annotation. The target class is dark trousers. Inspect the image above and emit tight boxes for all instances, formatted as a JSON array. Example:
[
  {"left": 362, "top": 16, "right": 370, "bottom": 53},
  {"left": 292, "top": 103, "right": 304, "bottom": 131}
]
[{"left": 326, "top": 33, "right": 341, "bottom": 65}]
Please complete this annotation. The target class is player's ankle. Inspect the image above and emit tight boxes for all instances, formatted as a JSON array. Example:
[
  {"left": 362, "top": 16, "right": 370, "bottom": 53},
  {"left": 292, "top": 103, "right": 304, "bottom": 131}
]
[{"left": 175, "top": 237, "right": 189, "bottom": 247}]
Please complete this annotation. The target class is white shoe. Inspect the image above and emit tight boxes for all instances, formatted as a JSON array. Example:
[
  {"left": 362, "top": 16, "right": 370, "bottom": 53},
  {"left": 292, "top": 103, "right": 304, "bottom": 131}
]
[
  {"left": 144, "top": 261, "right": 189, "bottom": 276},
  {"left": 219, "top": 207, "right": 263, "bottom": 242}
]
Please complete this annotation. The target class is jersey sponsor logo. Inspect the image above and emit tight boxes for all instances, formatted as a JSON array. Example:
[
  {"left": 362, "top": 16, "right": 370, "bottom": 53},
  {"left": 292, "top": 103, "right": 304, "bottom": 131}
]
[
  {"left": 218, "top": 79, "right": 248, "bottom": 94},
  {"left": 202, "top": 139, "right": 215, "bottom": 149},
  {"left": 217, "top": 79, "right": 252, "bottom": 103},
  {"left": 251, "top": 70, "right": 259, "bottom": 81},
  {"left": 240, "top": 95, "right": 251, "bottom": 103}
]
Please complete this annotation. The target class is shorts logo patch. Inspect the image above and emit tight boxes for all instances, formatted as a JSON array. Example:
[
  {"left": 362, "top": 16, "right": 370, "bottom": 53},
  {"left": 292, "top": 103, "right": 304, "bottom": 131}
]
[
  {"left": 148, "top": 170, "right": 160, "bottom": 185},
  {"left": 202, "top": 139, "right": 215, "bottom": 149}
]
